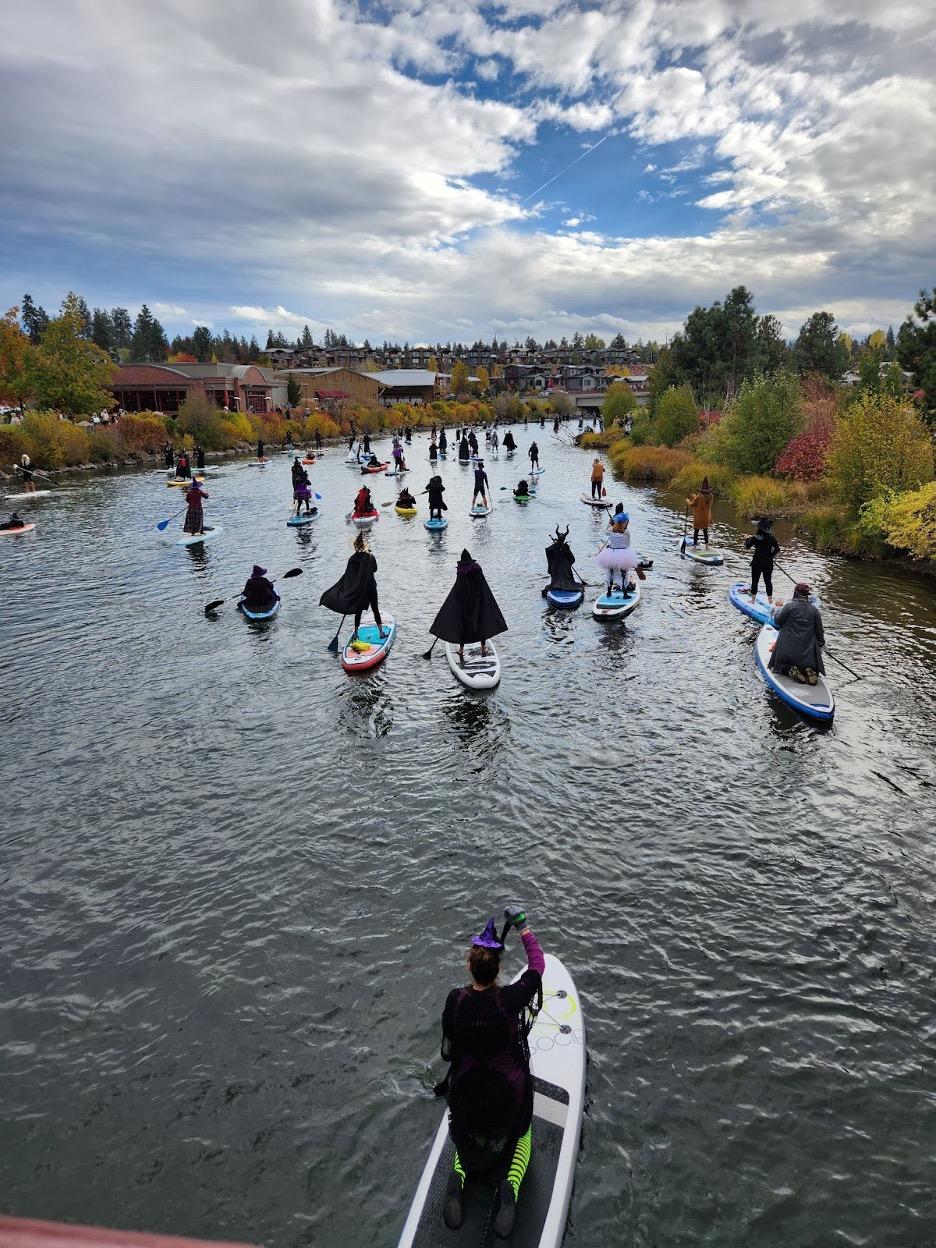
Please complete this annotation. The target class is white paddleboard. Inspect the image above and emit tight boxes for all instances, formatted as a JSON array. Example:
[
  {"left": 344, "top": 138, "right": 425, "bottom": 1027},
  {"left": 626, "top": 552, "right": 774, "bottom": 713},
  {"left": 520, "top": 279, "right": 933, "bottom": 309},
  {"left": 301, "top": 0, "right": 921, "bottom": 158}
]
[
  {"left": 681, "top": 538, "right": 724, "bottom": 565},
  {"left": 580, "top": 495, "right": 610, "bottom": 508},
  {"left": 444, "top": 640, "right": 501, "bottom": 690},
  {"left": 397, "top": 952, "right": 585, "bottom": 1248},
  {"left": 592, "top": 577, "right": 641, "bottom": 619},
  {"left": 755, "top": 625, "right": 834, "bottom": 721},
  {"left": 6, "top": 490, "right": 52, "bottom": 500},
  {"left": 171, "top": 525, "right": 223, "bottom": 547}
]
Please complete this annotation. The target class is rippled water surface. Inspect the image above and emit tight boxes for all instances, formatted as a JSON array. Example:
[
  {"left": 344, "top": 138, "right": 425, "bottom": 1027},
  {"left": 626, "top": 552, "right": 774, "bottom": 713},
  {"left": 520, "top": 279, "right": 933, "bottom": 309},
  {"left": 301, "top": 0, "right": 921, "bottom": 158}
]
[{"left": 2, "top": 428, "right": 936, "bottom": 1247}]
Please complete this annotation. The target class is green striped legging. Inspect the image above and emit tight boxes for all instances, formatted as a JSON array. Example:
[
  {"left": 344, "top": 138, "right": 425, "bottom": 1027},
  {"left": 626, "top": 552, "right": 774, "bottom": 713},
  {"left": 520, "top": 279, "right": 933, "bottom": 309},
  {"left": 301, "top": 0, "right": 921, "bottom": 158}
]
[{"left": 453, "top": 1127, "right": 532, "bottom": 1198}]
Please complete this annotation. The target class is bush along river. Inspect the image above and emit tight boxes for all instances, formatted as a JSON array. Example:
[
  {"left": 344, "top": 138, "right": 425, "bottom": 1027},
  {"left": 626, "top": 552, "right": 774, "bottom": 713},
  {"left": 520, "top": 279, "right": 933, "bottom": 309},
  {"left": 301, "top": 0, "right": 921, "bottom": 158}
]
[{"left": 2, "top": 427, "right": 935, "bottom": 1247}]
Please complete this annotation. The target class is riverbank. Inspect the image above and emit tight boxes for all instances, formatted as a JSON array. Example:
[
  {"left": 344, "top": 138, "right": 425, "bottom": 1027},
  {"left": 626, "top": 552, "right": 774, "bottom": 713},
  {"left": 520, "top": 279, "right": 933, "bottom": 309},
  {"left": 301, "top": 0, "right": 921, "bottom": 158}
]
[{"left": 580, "top": 429, "right": 936, "bottom": 574}]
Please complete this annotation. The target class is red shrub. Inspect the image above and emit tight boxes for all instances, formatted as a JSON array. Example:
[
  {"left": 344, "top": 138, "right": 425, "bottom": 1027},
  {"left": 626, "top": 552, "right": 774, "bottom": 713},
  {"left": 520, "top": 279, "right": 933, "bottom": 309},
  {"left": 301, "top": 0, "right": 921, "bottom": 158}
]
[
  {"left": 698, "top": 408, "right": 723, "bottom": 430},
  {"left": 774, "top": 420, "right": 835, "bottom": 481}
]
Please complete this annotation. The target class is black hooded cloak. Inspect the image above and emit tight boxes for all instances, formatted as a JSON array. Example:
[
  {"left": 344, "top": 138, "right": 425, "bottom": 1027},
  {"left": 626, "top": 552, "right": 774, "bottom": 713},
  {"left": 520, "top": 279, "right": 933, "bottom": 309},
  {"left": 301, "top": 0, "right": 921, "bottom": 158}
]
[
  {"left": 459, "top": 436, "right": 471, "bottom": 460},
  {"left": 430, "top": 551, "right": 508, "bottom": 644},
  {"left": 426, "top": 476, "right": 447, "bottom": 511},
  {"left": 545, "top": 532, "right": 578, "bottom": 592},
  {"left": 503, "top": 431, "right": 516, "bottom": 450},
  {"left": 320, "top": 550, "right": 378, "bottom": 616}
]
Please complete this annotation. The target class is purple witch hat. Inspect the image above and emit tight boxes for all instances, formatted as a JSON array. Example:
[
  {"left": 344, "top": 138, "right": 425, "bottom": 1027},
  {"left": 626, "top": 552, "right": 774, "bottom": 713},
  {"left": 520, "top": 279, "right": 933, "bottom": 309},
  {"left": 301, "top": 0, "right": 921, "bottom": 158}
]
[{"left": 472, "top": 917, "right": 504, "bottom": 950}]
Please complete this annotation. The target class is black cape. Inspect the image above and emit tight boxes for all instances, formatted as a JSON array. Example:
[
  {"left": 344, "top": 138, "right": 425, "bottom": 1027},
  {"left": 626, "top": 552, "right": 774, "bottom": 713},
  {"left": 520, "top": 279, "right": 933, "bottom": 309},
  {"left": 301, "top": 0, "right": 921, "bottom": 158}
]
[
  {"left": 430, "top": 560, "right": 507, "bottom": 644},
  {"left": 769, "top": 598, "right": 825, "bottom": 674},
  {"left": 503, "top": 432, "right": 516, "bottom": 450},
  {"left": 320, "top": 551, "right": 378, "bottom": 616},
  {"left": 545, "top": 540, "right": 578, "bottom": 592}
]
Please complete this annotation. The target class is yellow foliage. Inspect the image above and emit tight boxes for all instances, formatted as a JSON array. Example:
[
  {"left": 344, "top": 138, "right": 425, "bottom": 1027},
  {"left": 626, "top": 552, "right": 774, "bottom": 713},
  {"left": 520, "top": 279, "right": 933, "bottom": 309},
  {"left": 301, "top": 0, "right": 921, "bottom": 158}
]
[
  {"left": 859, "top": 482, "right": 936, "bottom": 560},
  {"left": 728, "top": 474, "right": 806, "bottom": 518},
  {"left": 609, "top": 443, "right": 693, "bottom": 483}
]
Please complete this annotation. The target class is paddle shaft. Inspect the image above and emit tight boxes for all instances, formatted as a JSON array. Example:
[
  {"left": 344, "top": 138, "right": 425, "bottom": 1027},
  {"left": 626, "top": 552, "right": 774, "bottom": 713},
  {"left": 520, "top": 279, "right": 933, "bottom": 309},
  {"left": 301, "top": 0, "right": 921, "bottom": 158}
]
[
  {"left": 327, "top": 615, "right": 347, "bottom": 652},
  {"left": 13, "top": 463, "right": 57, "bottom": 485},
  {"left": 421, "top": 636, "right": 439, "bottom": 660},
  {"left": 822, "top": 646, "right": 862, "bottom": 680}
]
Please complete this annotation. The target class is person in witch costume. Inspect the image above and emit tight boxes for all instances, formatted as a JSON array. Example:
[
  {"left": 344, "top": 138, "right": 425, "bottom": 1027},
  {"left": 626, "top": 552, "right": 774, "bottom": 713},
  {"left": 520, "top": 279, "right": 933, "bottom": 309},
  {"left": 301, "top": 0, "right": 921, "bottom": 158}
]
[
  {"left": 502, "top": 430, "right": 516, "bottom": 452},
  {"left": 458, "top": 433, "right": 471, "bottom": 462},
  {"left": 471, "top": 459, "right": 490, "bottom": 508},
  {"left": 426, "top": 474, "right": 447, "bottom": 521},
  {"left": 319, "top": 532, "right": 388, "bottom": 643},
  {"left": 430, "top": 549, "right": 507, "bottom": 663},
  {"left": 439, "top": 427, "right": 448, "bottom": 454},
  {"left": 686, "top": 476, "right": 714, "bottom": 547},
  {"left": 438, "top": 907, "right": 544, "bottom": 1237},
  {"left": 543, "top": 526, "right": 580, "bottom": 596},
  {"left": 353, "top": 485, "right": 375, "bottom": 518},
  {"left": 241, "top": 564, "right": 279, "bottom": 611},
  {"left": 744, "top": 516, "right": 780, "bottom": 604}
]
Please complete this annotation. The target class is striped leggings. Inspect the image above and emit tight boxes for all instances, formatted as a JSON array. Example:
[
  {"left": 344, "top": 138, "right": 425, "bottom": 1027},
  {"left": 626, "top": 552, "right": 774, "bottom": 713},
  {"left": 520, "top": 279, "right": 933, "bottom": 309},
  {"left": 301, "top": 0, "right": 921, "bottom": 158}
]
[{"left": 453, "top": 1126, "right": 532, "bottom": 1197}]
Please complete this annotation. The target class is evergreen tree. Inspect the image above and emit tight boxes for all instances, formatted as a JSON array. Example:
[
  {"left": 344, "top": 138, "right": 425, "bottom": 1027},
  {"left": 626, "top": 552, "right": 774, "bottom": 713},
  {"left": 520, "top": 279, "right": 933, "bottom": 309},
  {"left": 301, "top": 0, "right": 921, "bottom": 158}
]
[
  {"left": 248, "top": 335, "right": 260, "bottom": 362},
  {"left": 886, "top": 324, "right": 896, "bottom": 356},
  {"left": 757, "top": 314, "right": 788, "bottom": 372},
  {"left": 60, "top": 292, "right": 92, "bottom": 338},
  {"left": 266, "top": 330, "right": 275, "bottom": 349},
  {"left": 130, "top": 304, "right": 168, "bottom": 362},
  {"left": 192, "top": 325, "right": 212, "bottom": 362},
  {"left": 301, "top": 324, "right": 314, "bottom": 348},
  {"left": 286, "top": 373, "right": 302, "bottom": 406},
  {"left": 111, "top": 307, "right": 133, "bottom": 349},
  {"left": 794, "top": 311, "right": 847, "bottom": 379},
  {"left": 609, "top": 333, "right": 627, "bottom": 349},
  {"left": 21, "top": 293, "right": 50, "bottom": 343},
  {"left": 897, "top": 287, "right": 936, "bottom": 420},
  {"left": 90, "top": 308, "right": 114, "bottom": 354}
]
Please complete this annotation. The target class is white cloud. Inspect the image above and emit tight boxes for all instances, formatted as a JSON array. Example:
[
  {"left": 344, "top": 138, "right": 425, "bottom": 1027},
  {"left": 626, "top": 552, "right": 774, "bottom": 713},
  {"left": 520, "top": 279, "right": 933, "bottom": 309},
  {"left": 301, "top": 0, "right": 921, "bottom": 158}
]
[{"left": 151, "top": 302, "right": 187, "bottom": 318}]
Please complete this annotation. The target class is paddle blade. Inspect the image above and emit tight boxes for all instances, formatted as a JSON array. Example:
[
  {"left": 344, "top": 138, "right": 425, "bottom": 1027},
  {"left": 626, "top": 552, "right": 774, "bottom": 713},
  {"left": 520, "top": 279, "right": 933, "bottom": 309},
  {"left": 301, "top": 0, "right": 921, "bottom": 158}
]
[
  {"left": 281, "top": 567, "right": 303, "bottom": 579},
  {"left": 156, "top": 518, "right": 173, "bottom": 531},
  {"left": 204, "top": 599, "right": 225, "bottom": 614},
  {"left": 327, "top": 634, "right": 341, "bottom": 653}
]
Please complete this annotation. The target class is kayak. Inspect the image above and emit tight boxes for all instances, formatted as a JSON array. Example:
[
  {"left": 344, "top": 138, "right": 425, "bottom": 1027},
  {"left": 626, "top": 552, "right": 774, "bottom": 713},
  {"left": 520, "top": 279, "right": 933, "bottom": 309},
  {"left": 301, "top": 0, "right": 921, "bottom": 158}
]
[
  {"left": 755, "top": 624, "right": 835, "bottom": 721},
  {"left": 728, "top": 581, "right": 820, "bottom": 626},
  {"left": 397, "top": 952, "right": 584, "bottom": 1247},
  {"left": 171, "top": 525, "right": 223, "bottom": 547},
  {"left": 362, "top": 463, "right": 389, "bottom": 474},
  {"left": 469, "top": 503, "right": 491, "bottom": 517},
  {"left": 545, "top": 586, "right": 584, "bottom": 609},
  {"left": 5, "top": 490, "right": 52, "bottom": 500},
  {"left": 444, "top": 640, "right": 501, "bottom": 690},
  {"left": 301, "top": 457, "right": 316, "bottom": 465},
  {"left": 0, "top": 522, "right": 36, "bottom": 535},
  {"left": 238, "top": 596, "right": 280, "bottom": 621},
  {"left": 424, "top": 516, "right": 448, "bottom": 531},
  {"left": 341, "top": 613, "right": 396, "bottom": 673},
  {"left": 352, "top": 511, "right": 380, "bottom": 528},
  {"left": 592, "top": 578, "right": 641, "bottom": 620},
  {"left": 395, "top": 505, "right": 417, "bottom": 517},
  {"left": 581, "top": 495, "right": 611, "bottom": 508},
  {"left": 514, "top": 494, "right": 531, "bottom": 504},
  {"left": 286, "top": 510, "right": 319, "bottom": 527},
  {"left": 681, "top": 538, "right": 724, "bottom": 565}
]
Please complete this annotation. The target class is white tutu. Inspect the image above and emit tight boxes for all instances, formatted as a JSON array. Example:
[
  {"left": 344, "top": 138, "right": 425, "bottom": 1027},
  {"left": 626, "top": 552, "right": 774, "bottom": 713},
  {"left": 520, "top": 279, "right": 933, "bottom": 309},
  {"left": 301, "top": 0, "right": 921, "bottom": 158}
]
[{"left": 596, "top": 545, "right": 638, "bottom": 572}]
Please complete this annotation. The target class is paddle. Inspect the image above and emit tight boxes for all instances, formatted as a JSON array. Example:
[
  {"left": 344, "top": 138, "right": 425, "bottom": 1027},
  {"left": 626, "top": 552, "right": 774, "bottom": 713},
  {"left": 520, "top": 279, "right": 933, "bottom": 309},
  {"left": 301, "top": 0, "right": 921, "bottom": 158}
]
[
  {"left": 156, "top": 507, "right": 186, "bottom": 532},
  {"left": 822, "top": 647, "right": 863, "bottom": 680},
  {"left": 327, "top": 616, "right": 346, "bottom": 653},
  {"left": 204, "top": 567, "right": 302, "bottom": 615},
  {"left": 12, "top": 463, "right": 59, "bottom": 487},
  {"left": 422, "top": 636, "right": 439, "bottom": 660},
  {"left": 680, "top": 507, "right": 689, "bottom": 553}
]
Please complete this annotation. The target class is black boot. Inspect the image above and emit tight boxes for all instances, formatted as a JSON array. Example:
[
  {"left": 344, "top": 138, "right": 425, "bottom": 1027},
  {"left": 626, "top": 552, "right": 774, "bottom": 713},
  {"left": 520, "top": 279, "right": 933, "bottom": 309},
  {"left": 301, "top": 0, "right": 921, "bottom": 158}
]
[
  {"left": 494, "top": 1179, "right": 516, "bottom": 1238},
  {"left": 443, "top": 1170, "right": 464, "bottom": 1230}
]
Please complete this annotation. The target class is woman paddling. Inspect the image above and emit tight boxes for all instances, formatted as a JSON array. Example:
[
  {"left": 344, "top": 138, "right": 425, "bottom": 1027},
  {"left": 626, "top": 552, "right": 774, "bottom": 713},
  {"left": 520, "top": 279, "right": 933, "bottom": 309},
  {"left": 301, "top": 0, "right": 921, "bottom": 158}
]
[
  {"left": 430, "top": 549, "right": 507, "bottom": 664},
  {"left": 320, "top": 532, "right": 388, "bottom": 643},
  {"left": 744, "top": 516, "right": 780, "bottom": 604},
  {"left": 1, "top": 512, "right": 26, "bottom": 530},
  {"left": 429, "top": 438, "right": 438, "bottom": 463},
  {"left": 438, "top": 906, "right": 543, "bottom": 1237},
  {"left": 426, "top": 474, "right": 447, "bottom": 521},
  {"left": 176, "top": 451, "right": 192, "bottom": 480},
  {"left": 686, "top": 476, "right": 714, "bottom": 547},
  {"left": 544, "top": 526, "right": 580, "bottom": 596},
  {"left": 241, "top": 564, "right": 279, "bottom": 612},
  {"left": 596, "top": 511, "right": 642, "bottom": 596},
  {"left": 163, "top": 441, "right": 174, "bottom": 470},
  {"left": 256, "top": 438, "right": 265, "bottom": 463},
  {"left": 194, "top": 444, "right": 205, "bottom": 471},
  {"left": 769, "top": 583, "right": 826, "bottom": 686},
  {"left": 293, "top": 467, "right": 314, "bottom": 516},
  {"left": 589, "top": 457, "right": 604, "bottom": 500},
  {"left": 397, "top": 485, "right": 417, "bottom": 510},
  {"left": 513, "top": 479, "right": 530, "bottom": 500},
  {"left": 182, "top": 478, "right": 208, "bottom": 535},
  {"left": 502, "top": 430, "right": 516, "bottom": 453},
  {"left": 353, "top": 485, "right": 375, "bottom": 518},
  {"left": 528, "top": 441, "right": 539, "bottom": 472}
]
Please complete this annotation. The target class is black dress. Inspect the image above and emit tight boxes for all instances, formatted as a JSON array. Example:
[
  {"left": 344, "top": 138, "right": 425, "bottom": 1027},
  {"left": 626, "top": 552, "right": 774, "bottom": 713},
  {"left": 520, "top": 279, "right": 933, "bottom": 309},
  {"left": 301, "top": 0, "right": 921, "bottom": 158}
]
[
  {"left": 545, "top": 540, "right": 578, "bottom": 592},
  {"left": 320, "top": 551, "right": 379, "bottom": 616}
]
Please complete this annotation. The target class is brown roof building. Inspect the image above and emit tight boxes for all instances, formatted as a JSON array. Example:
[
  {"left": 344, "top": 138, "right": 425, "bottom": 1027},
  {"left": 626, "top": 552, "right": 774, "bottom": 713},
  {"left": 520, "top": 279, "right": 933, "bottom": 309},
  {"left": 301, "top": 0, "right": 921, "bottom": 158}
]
[{"left": 110, "top": 364, "right": 273, "bottom": 413}]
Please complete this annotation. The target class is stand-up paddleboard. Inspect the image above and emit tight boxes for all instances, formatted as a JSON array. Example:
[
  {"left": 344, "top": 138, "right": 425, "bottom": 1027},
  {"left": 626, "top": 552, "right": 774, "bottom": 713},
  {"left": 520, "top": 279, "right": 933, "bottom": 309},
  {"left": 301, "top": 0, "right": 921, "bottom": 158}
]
[
  {"left": 166, "top": 475, "right": 207, "bottom": 488},
  {"left": 728, "top": 581, "right": 819, "bottom": 626},
  {"left": 545, "top": 586, "right": 584, "bottom": 609},
  {"left": 341, "top": 613, "right": 396, "bottom": 673},
  {"left": 397, "top": 952, "right": 584, "bottom": 1248},
  {"left": 286, "top": 510, "right": 319, "bottom": 527},
  {"left": 444, "top": 640, "right": 501, "bottom": 690},
  {"left": 246, "top": 460, "right": 270, "bottom": 467},
  {"left": 592, "top": 577, "right": 641, "bottom": 620},
  {"left": 531, "top": 467, "right": 545, "bottom": 477},
  {"left": 580, "top": 495, "right": 610, "bottom": 508},
  {"left": 386, "top": 468, "right": 409, "bottom": 477},
  {"left": 171, "top": 525, "right": 223, "bottom": 547},
  {"left": 425, "top": 516, "right": 448, "bottom": 531},
  {"left": 755, "top": 624, "right": 834, "bottom": 721},
  {"left": 6, "top": 490, "right": 52, "bottom": 501},
  {"left": 469, "top": 503, "right": 492, "bottom": 517},
  {"left": 680, "top": 538, "right": 724, "bottom": 565},
  {"left": 396, "top": 505, "right": 418, "bottom": 518},
  {"left": 352, "top": 511, "right": 380, "bottom": 528},
  {"left": 458, "top": 458, "right": 471, "bottom": 467},
  {"left": 301, "top": 457, "right": 316, "bottom": 465},
  {"left": 238, "top": 596, "right": 280, "bottom": 621},
  {"left": 0, "top": 522, "right": 36, "bottom": 535}
]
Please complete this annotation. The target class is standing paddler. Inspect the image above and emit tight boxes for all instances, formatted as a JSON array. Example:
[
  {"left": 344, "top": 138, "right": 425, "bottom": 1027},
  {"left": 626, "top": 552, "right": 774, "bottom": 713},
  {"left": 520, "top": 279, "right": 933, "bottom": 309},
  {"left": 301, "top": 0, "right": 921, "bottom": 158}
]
[
  {"left": 438, "top": 907, "right": 543, "bottom": 1236},
  {"left": 458, "top": 433, "right": 471, "bottom": 463},
  {"left": 320, "top": 532, "right": 388, "bottom": 643},
  {"left": 528, "top": 440, "right": 540, "bottom": 472},
  {"left": 686, "top": 476, "right": 714, "bottom": 548},
  {"left": 256, "top": 438, "right": 265, "bottom": 463},
  {"left": 596, "top": 511, "right": 641, "bottom": 596},
  {"left": 429, "top": 438, "right": 438, "bottom": 464},
  {"left": 182, "top": 478, "right": 208, "bottom": 536},
  {"left": 502, "top": 430, "right": 516, "bottom": 453},
  {"left": 163, "top": 441, "right": 174, "bottom": 470},
  {"left": 744, "top": 516, "right": 780, "bottom": 603},
  {"left": 426, "top": 474, "right": 447, "bottom": 521},
  {"left": 438, "top": 428, "right": 448, "bottom": 455},
  {"left": 429, "top": 548, "right": 507, "bottom": 664},
  {"left": 471, "top": 459, "right": 489, "bottom": 509},
  {"left": 176, "top": 451, "right": 192, "bottom": 480}
]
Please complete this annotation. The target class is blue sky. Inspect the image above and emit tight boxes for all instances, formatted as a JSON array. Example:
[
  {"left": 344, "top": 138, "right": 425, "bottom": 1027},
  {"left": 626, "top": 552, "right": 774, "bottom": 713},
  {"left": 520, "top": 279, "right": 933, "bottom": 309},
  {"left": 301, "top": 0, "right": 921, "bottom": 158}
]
[{"left": 1, "top": 0, "right": 934, "bottom": 347}]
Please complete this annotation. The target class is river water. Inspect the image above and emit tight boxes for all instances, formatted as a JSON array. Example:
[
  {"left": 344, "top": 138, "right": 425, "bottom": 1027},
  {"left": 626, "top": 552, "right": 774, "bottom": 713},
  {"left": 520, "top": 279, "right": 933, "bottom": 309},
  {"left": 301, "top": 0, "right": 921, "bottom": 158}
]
[{"left": 2, "top": 427, "right": 935, "bottom": 1248}]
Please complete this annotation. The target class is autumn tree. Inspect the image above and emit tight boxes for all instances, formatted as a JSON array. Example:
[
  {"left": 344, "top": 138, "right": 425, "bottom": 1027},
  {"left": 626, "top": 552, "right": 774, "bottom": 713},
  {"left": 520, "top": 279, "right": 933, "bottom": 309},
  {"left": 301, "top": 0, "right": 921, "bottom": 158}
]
[
  {"left": 26, "top": 308, "right": 115, "bottom": 415},
  {"left": 602, "top": 382, "right": 636, "bottom": 425},
  {"left": 0, "top": 307, "right": 34, "bottom": 412},
  {"left": 450, "top": 360, "right": 469, "bottom": 395},
  {"left": 475, "top": 364, "right": 490, "bottom": 392}
]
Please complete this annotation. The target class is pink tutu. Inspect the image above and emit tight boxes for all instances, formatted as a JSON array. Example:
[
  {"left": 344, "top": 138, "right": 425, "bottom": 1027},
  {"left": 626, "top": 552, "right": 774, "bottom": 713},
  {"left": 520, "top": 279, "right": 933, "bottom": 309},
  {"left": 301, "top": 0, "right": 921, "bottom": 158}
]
[{"left": 596, "top": 546, "right": 638, "bottom": 573}]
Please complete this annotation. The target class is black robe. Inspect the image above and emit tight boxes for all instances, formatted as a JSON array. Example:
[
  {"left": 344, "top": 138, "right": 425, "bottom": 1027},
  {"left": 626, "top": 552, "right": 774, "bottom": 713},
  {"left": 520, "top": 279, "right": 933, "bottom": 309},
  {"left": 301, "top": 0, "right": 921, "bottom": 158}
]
[
  {"left": 320, "top": 551, "right": 379, "bottom": 616},
  {"left": 545, "top": 540, "right": 578, "bottom": 592},
  {"left": 459, "top": 437, "right": 470, "bottom": 460},
  {"left": 439, "top": 430, "right": 448, "bottom": 449},
  {"left": 430, "top": 560, "right": 507, "bottom": 644},
  {"left": 503, "top": 432, "right": 516, "bottom": 450},
  {"left": 242, "top": 574, "right": 278, "bottom": 609},
  {"left": 769, "top": 598, "right": 825, "bottom": 674}
]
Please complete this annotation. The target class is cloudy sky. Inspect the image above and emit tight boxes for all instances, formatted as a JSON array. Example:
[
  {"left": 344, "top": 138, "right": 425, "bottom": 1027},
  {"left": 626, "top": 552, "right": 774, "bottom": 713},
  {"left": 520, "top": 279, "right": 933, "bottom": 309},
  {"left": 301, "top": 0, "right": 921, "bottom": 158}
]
[{"left": 1, "top": 0, "right": 934, "bottom": 346}]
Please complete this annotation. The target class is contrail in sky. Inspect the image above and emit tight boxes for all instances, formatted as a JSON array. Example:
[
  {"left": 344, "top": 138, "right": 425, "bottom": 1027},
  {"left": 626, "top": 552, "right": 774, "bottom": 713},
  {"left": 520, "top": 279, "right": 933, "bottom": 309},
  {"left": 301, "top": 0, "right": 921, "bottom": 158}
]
[{"left": 521, "top": 133, "right": 611, "bottom": 203}]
